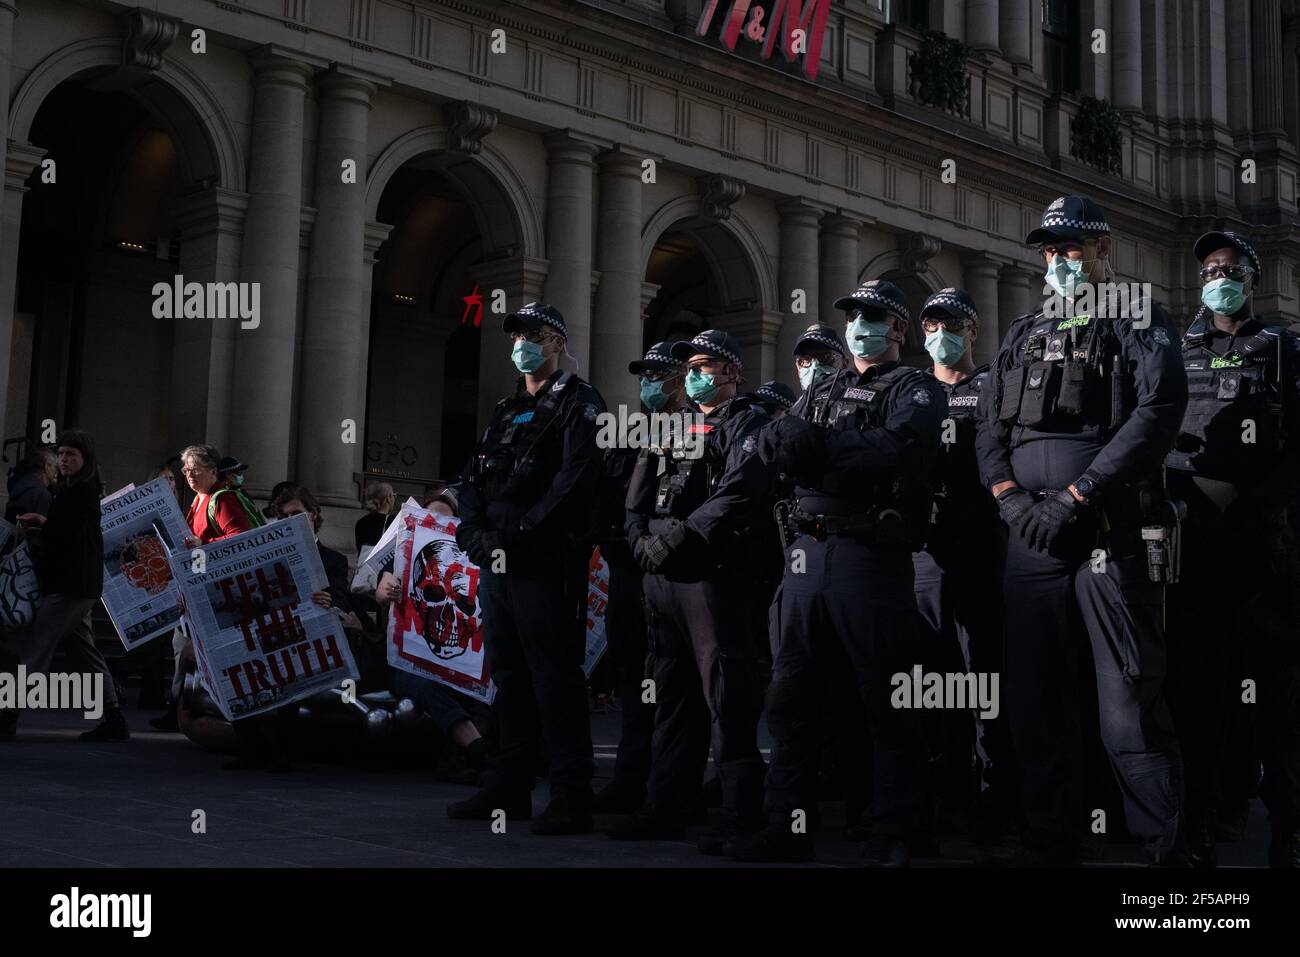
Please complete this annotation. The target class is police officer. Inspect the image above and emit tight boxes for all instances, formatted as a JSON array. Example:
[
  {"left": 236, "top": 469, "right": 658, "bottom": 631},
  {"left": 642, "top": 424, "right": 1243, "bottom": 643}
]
[
  {"left": 591, "top": 342, "right": 687, "bottom": 815},
  {"left": 1165, "top": 231, "right": 1300, "bottom": 868},
  {"left": 613, "top": 329, "right": 769, "bottom": 854},
  {"left": 752, "top": 381, "right": 797, "bottom": 420},
  {"left": 975, "top": 195, "right": 1188, "bottom": 866},
  {"left": 912, "top": 288, "right": 1018, "bottom": 855},
  {"left": 730, "top": 280, "right": 945, "bottom": 866},
  {"left": 449, "top": 302, "right": 606, "bottom": 835}
]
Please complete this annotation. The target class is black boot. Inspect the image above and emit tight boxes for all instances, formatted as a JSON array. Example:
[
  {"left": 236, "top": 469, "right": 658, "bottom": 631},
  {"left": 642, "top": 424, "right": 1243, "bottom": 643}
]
[
  {"left": 727, "top": 826, "right": 816, "bottom": 863},
  {"left": 698, "top": 816, "right": 763, "bottom": 856},
  {"left": 531, "top": 796, "right": 593, "bottom": 835},
  {"left": 447, "top": 788, "right": 531, "bottom": 821},
  {"left": 862, "top": 832, "right": 911, "bottom": 868},
  {"left": 80, "top": 707, "right": 130, "bottom": 742},
  {"left": 1269, "top": 827, "right": 1300, "bottom": 868},
  {"left": 1183, "top": 807, "right": 1218, "bottom": 869}
]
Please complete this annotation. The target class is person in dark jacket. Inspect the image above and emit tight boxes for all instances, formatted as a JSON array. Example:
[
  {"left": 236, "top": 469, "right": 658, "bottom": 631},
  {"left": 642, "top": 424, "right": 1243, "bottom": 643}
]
[
  {"left": 13, "top": 430, "right": 126, "bottom": 741},
  {"left": 4, "top": 446, "right": 57, "bottom": 523}
]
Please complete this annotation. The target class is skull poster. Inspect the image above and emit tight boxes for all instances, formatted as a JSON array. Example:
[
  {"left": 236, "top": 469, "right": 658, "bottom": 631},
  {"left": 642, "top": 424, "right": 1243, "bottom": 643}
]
[{"left": 388, "top": 508, "right": 491, "bottom": 703}]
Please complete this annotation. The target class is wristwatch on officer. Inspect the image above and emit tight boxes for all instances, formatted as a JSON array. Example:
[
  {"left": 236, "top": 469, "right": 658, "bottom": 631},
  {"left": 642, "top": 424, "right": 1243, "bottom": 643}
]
[{"left": 1070, "top": 474, "right": 1100, "bottom": 505}]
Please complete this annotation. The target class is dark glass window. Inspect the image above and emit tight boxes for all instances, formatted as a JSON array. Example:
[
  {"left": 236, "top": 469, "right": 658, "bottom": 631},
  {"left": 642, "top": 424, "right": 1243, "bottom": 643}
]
[
  {"left": 899, "top": 0, "right": 931, "bottom": 31},
  {"left": 1043, "top": 0, "right": 1080, "bottom": 94}
]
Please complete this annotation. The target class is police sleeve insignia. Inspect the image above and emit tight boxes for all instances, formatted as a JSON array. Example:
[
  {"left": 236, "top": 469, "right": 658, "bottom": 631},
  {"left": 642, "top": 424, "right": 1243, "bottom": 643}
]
[{"left": 910, "top": 387, "right": 932, "bottom": 407}]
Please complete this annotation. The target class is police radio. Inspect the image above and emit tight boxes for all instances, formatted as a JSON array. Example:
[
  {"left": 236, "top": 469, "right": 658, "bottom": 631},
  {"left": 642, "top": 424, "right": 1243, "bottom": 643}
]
[{"left": 1141, "top": 499, "right": 1185, "bottom": 585}]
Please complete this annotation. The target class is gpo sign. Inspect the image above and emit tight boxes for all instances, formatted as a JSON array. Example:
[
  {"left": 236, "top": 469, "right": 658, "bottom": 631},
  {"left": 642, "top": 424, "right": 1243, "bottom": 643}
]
[{"left": 696, "top": 0, "right": 832, "bottom": 81}]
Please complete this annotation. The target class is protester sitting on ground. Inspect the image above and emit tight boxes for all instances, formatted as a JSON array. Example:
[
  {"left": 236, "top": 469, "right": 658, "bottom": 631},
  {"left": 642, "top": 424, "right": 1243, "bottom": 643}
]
[
  {"left": 356, "top": 481, "right": 398, "bottom": 554},
  {"left": 262, "top": 480, "right": 298, "bottom": 521},
  {"left": 4, "top": 445, "right": 57, "bottom": 524},
  {"left": 10, "top": 430, "right": 126, "bottom": 742}
]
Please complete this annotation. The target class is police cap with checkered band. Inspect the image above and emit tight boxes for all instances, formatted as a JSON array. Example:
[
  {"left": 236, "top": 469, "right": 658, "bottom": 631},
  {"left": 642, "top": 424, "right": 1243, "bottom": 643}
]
[
  {"left": 1193, "top": 230, "right": 1261, "bottom": 279},
  {"left": 503, "top": 301, "right": 568, "bottom": 338},
  {"left": 920, "top": 287, "right": 980, "bottom": 325},
  {"left": 670, "top": 329, "right": 744, "bottom": 367},
  {"left": 833, "top": 279, "right": 911, "bottom": 324},
  {"left": 1025, "top": 195, "right": 1111, "bottom": 246}
]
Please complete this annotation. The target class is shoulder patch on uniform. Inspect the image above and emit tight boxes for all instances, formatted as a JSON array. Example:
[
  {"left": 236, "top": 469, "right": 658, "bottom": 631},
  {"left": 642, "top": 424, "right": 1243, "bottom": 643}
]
[
  {"left": 910, "top": 387, "right": 932, "bottom": 407},
  {"left": 581, "top": 403, "right": 599, "bottom": 422},
  {"left": 1151, "top": 327, "right": 1170, "bottom": 346},
  {"left": 742, "top": 435, "right": 757, "bottom": 454}
]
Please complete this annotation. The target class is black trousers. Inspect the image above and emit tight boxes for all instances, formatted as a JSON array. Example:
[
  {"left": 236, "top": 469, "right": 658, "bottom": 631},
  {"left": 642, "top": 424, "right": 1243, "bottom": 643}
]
[
  {"left": 605, "top": 559, "right": 654, "bottom": 788},
  {"left": 1167, "top": 487, "right": 1300, "bottom": 831},
  {"left": 913, "top": 537, "right": 1018, "bottom": 817},
  {"left": 478, "top": 551, "right": 594, "bottom": 806},
  {"left": 1003, "top": 520, "right": 1182, "bottom": 858},
  {"left": 642, "top": 572, "right": 765, "bottom": 825},
  {"left": 765, "top": 534, "right": 928, "bottom": 837}
]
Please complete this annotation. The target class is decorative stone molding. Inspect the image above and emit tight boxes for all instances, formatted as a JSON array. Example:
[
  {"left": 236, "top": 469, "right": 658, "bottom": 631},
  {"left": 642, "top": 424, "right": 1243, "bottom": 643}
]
[
  {"left": 697, "top": 173, "right": 745, "bottom": 221},
  {"left": 120, "top": 7, "right": 181, "bottom": 71},
  {"left": 444, "top": 101, "right": 499, "bottom": 155},
  {"left": 898, "top": 232, "right": 942, "bottom": 276}
]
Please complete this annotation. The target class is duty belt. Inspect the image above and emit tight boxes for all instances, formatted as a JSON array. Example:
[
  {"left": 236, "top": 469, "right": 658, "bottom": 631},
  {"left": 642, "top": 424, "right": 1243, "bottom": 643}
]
[{"left": 782, "top": 504, "right": 906, "bottom": 544}]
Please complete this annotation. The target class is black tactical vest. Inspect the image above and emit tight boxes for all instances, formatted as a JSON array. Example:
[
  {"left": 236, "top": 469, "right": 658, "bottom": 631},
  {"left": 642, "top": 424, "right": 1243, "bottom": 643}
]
[
  {"left": 1167, "top": 319, "right": 1286, "bottom": 482},
  {"left": 933, "top": 366, "right": 990, "bottom": 509},
  {"left": 474, "top": 371, "right": 576, "bottom": 502},
  {"left": 798, "top": 364, "right": 935, "bottom": 545},
  {"left": 653, "top": 397, "right": 753, "bottom": 518},
  {"left": 995, "top": 311, "right": 1129, "bottom": 445}
]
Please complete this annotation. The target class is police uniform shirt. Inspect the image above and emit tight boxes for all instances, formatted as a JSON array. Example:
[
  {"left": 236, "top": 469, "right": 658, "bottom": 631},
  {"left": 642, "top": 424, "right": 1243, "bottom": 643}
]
[
  {"left": 1168, "top": 313, "right": 1300, "bottom": 504},
  {"left": 790, "top": 361, "right": 946, "bottom": 506},
  {"left": 975, "top": 303, "right": 1187, "bottom": 496},
  {"left": 461, "top": 368, "right": 607, "bottom": 544},
  {"left": 927, "top": 364, "right": 997, "bottom": 522},
  {"left": 625, "top": 395, "right": 769, "bottom": 549}
]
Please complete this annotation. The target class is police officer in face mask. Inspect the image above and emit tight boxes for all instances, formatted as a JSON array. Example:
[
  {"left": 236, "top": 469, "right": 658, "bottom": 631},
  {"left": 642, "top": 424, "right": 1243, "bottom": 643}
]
[
  {"left": 613, "top": 330, "right": 770, "bottom": 854},
  {"left": 1165, "top": 231, "right": 1300, "bottom": 868},
  {"left": 976, "top": 196, "right": 1189, "bottom": 866},
  {"left": 730, "top": 281, "right": 945, "bottom": 866},
  {"left": 449, "top": 302, "right": 607, "bottom": 835},
  {"left": 912, "top": 288, "right": 1018, "bottom": 857},
  {"left": 752, "top": 381, "right": 797, "bottom": 420},
  {"left": 591, "top": 343, "right": 687, "bottom": 815}
]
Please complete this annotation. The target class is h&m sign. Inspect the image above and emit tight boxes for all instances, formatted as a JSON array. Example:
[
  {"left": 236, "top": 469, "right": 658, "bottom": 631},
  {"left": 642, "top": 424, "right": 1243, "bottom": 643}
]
[{"left": 696, "top": 0, "right": 832, "bottom": 81}]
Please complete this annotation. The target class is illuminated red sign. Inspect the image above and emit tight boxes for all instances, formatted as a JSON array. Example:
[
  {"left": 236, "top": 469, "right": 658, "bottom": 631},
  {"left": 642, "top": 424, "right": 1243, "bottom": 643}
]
[
  {"left": 461, "top": 283, "right": 483, "bottom": 328},
  {"left": 696, "top": 0, "right": 831, "bottom": 81}
]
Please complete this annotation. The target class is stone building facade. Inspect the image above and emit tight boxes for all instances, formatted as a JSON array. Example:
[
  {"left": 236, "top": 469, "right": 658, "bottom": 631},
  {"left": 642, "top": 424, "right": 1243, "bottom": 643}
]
[{"left": 0, "top": 0, "right": 1296, "bottom": 541}]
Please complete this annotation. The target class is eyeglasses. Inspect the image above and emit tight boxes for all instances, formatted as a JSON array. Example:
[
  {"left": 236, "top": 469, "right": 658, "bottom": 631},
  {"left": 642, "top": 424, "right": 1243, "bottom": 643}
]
[
  {"left": 181, "top": 467, "right": 212, "bottom": 476},
  {"left": 1198, "top": 264, "right": 1254, "bottom": 283},
  {"left": 641, "top": 370, "right": 678, "bottom": 383},
  {"left": 795, "top": 353, "right": 839, "bottom": 369},
  {"left": 508, "top": 330, "right": 550, "bottom": 344},
  {"left": 920, "top": 317, "right": 971, "bottom": 334}
]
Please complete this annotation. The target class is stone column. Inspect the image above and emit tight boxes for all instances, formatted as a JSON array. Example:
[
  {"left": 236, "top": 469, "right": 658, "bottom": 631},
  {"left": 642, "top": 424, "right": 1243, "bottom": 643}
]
[
  {"left": 471, "top": 256, "right": 550, "bottom": 433},
  {"left": 592, "top": 147, "right": 644, "bottom": 415},
  {"left": 962, "top": 254, "right": 1001, "bottom": 368},
  {"left": 230, "top": 49, "right": 314, "bottom": 494},
  {"left": 996, "top": 261, "right": 1038, "bottom": 351},
  {"left": 1252, "top": 0, "right": 1286, "bottom": 134},
  {"left": 1080, "top": 0, "right": 1111, "bottom": 101},
  {"left": 542, "top": 131, "right": 601, "bottom": 373},
  {"left": 297, "top": 66, "right": 384, "bottom": 505},
  {"left": 0, "top": 142, "right": 45, "bottom": 458},
  {"left": 999, "top": 0, "right": 1031, "bottom": 66},
  {"left": 965, "top": 0, "right": 1001, "bottom": 55},
  {"left": 1111, "top": 0, "right": 1142, "bottom": 113},
  {"left": 776, "top": 199, "right": 822, "bottom": 389},
  {"left": 171, "top": 188, "right": 249, "bottom": 456},
  {"left": 819, "top": 214, "right": 862, "bottom": 328}
]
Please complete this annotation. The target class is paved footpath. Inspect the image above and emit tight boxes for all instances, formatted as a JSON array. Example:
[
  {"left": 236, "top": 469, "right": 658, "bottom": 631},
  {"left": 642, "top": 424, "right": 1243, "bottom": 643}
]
[{"left": 0, "top": 707, "right": 1273, "bottom": 868}]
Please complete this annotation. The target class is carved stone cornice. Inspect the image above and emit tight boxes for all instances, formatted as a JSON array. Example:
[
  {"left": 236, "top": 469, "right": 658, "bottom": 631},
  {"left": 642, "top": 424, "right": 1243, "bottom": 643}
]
[{"left": 898, "top": 232, "right": 941, "bottom": 276}]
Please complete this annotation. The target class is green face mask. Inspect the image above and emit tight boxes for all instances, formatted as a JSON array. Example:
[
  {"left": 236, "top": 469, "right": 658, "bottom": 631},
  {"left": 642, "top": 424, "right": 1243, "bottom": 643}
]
[
  {"left": 640, "top": 377, "right": 669, "bottom": 410},
  {"left": 798, "top": 361, "right": 836, "bottom": 390},
  {"left": 685, "top": 368, "right": 719, "bottom": 404},
  {"left": 847, "top": 318, "right": 892, "bottom": 358},
  {"left": 1045, "top": 255, "right": 1088, "bottom": 298},
  {"left": 511, "top": 339, "right": 545, "bottom": 373},
  {"left": 924, "top": 329, "right": 967, "bottom": 367}
]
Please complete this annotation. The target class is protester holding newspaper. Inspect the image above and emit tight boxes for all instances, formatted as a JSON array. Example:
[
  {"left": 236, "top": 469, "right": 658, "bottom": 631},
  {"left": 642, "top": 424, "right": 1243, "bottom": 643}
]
[{"left": 12, "top": 430, "right": 126, "bottom": 742}]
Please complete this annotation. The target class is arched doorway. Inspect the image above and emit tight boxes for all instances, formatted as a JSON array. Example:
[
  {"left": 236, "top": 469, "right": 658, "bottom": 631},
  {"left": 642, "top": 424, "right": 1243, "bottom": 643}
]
[{"left": 12, "top": 80, "right": 190, "bottom": 487}]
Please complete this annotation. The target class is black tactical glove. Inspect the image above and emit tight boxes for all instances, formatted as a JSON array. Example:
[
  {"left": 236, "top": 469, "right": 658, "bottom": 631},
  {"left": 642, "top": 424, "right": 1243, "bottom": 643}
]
[
  {"left": 995, "top": 487, "right": 1035, "bottom": 530},
  {"left": 466, "top": 527, "right": 514, "bottom": 567},
  {"left": 638, "top": 523, "right": 695, "bottom": 576},
  {"left": 1018, "top": 488, "right": 1080, "bottom": 553},
  {"left": 765, "top": 415, "right": 829, "bottom": 477}
]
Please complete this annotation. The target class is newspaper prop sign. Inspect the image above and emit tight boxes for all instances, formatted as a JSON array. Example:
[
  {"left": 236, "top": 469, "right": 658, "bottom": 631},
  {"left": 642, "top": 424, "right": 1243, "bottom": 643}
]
[
  {"left": 99, "top": 478, "right": 191, "bottom": 650},
  {"left": 171, "top": 513, "right": 358, "bottom": 721},
  {"left": 351, "top": 497, "right": 420, "bottom": 590},
  {"left": 584, "top": 548, "right": 610, "bottom": 676},
  {"left": 388, "top": 509, "right": 491, "bottom": 703},
  {"left": 387, "top": 510, "right": 610, "bottom": 705}
]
